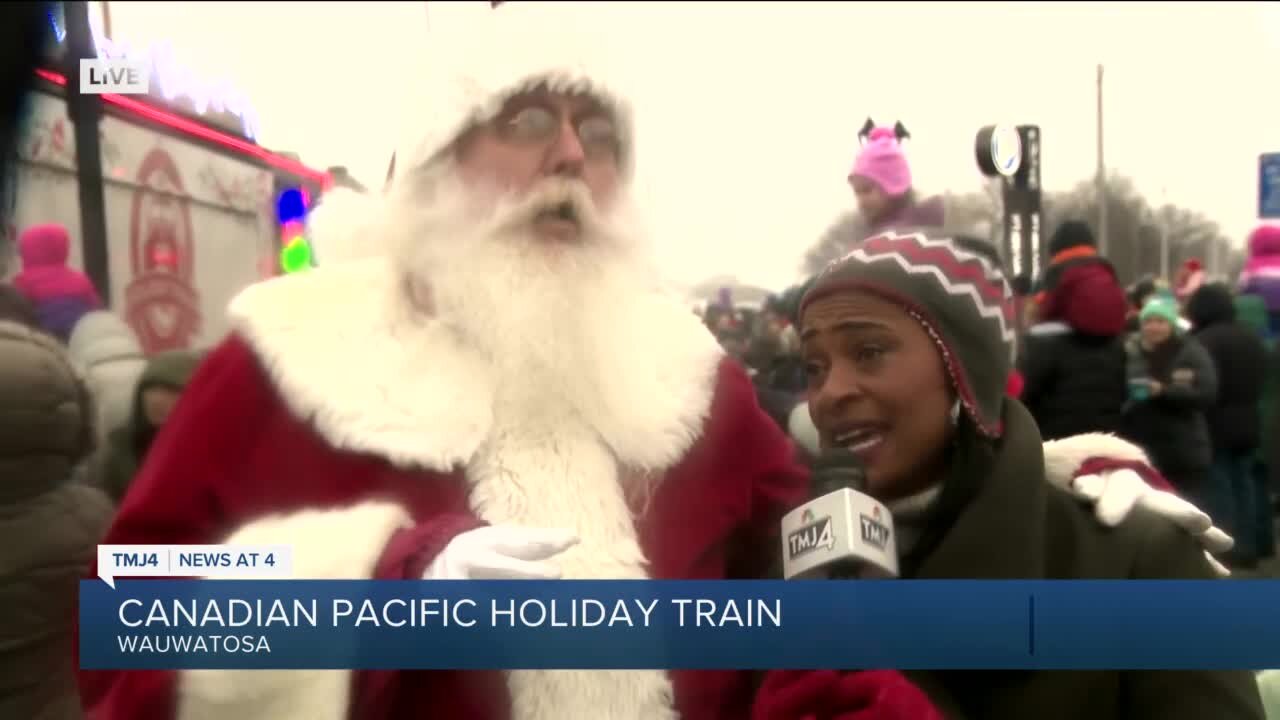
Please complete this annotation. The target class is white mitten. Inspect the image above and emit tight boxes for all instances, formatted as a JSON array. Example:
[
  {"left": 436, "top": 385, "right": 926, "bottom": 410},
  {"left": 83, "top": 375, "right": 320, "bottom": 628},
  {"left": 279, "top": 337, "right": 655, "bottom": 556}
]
[
  {"left": 1071, "top": 469, "right": 1234, "bottom": 577},
  {"left": 424, "top": 525, "right": 578, "bottom": 580}
]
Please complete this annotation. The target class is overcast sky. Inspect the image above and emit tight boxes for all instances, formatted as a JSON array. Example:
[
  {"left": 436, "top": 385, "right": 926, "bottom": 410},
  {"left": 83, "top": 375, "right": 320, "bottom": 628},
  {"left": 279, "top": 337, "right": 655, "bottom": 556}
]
[{"left": 103, "top": 0, "right": 1280, "bottom": 289}]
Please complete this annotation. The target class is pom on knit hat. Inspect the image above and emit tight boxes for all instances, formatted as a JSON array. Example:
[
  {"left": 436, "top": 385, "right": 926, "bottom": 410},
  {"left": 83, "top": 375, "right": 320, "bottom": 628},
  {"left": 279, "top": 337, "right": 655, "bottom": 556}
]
[
  {"left": 849, "top": 126, "right": 912, "bottom": 197},
  {"left": 1175, "top": 258, "right": 1205, "bottom": 301},
  {"left": 799, "top": 230, "right": 1016, "bottom": 438},
  {"left": 390, "top": 5, "right": 634, "bottom": 186},
  {"left": 1047, "top": 220, "right": 1096, "bottom": 257},
  {"left": 304, "top": 188, "right": 391, "bottom": 266}
]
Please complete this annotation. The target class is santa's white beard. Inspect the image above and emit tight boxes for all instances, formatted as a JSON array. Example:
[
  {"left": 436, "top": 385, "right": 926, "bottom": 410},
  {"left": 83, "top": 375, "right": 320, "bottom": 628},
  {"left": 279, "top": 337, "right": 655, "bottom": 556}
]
[
  {"left": 384, "top": 166, "right": 672, "bottom": 466},
  {"left": 379, "top": 170, "right": 679, "bottom": 720}
]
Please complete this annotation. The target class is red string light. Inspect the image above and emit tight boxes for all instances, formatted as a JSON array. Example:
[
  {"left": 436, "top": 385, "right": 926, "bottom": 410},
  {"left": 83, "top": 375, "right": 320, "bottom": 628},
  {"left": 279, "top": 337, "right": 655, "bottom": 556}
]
[{"left": 35, "top": 69, "right": 333, "bottom": 190}]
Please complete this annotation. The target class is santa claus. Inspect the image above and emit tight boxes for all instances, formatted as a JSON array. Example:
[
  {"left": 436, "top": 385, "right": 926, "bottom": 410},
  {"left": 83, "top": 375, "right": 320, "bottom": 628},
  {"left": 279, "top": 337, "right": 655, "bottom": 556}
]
[{"left": 79, "top": 8, "right": 1229, "bottom": 720}]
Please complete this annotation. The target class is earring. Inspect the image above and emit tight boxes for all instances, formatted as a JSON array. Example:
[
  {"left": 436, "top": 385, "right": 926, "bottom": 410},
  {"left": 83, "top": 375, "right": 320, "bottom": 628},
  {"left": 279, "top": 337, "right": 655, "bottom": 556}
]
[{"left": 949, "top": 399, "right": 961, "bottom": 427}]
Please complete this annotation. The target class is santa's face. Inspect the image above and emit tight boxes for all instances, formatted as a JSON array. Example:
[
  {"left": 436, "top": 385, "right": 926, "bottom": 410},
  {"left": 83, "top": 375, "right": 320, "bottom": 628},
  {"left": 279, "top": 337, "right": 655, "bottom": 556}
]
[
  {"left": 454, "top": 89, "right": 622, "bottom": 244},
  {"left": 386, "top": 152, "right": 653, "bottom": 425}
]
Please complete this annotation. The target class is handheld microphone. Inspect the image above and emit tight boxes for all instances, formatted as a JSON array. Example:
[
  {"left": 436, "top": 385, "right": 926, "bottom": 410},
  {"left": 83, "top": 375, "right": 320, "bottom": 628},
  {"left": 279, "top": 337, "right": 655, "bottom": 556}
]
[{"left": 780, "top": 448, "right": 899, "bottom": 580}]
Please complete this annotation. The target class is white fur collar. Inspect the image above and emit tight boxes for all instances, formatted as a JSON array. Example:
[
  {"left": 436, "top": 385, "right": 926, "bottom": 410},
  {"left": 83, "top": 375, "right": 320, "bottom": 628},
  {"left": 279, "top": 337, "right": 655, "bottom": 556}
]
[
  {"left": 1042, "top": 432, "right": 1152, "bottom": 487},
  {"left": 1028, "top": 321, "right": 1072, "bottom": 337},
  {"left": 228, "top": 259, "right": 723, "bottom": 473}
]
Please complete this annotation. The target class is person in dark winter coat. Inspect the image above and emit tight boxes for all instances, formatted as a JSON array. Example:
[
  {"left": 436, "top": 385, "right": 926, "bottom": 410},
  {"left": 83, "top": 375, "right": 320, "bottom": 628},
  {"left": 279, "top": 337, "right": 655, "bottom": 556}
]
[
  {"left": 1233, "top": 293, "right": 1279, "bottom": 560},
  {"left": 0, "top": 283, "right": 39, "bottom": 328},
  {"left": 0, "top": 320, "right": 112, "bottom": 720},
  {"left": 756, "top": 230, "right": 1261, "bottom": 720},
  {"left": 85, "top": 350, "right": 203, "bottom": 504},
  {"left": 1021, "top": 221, "right": 1129, "bottom": 439},
  {"left": 1122, "top": 295, "right": 1219, "bottom": 507},
  {"left": 1187, "top": 284, "right": 1271, "bottom": 568},
  {"left": 11, "top": 224, "right": 102, "bottom": 343}
]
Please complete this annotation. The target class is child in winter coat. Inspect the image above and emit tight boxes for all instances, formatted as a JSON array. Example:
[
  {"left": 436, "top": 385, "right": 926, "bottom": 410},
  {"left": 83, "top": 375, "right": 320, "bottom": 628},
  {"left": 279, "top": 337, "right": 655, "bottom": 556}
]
[
  {"left": 847, "top": 124, "right": 945, "bottom": 235},
  {"left": 11, "top": 223, "right": 101, "bottom": 343},
  {"left": 809, "top": 123, "right": 946, "bottom": 264},
  {"left": 1239, "top": 223, "right": 1280, "bottom": 336}
]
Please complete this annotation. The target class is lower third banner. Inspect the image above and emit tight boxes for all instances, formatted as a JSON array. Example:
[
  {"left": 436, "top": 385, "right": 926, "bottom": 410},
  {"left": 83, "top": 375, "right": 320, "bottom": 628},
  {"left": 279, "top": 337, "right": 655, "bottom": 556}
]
[{"left": 80, "top": 580, "right": 1280, "bottom": 670}]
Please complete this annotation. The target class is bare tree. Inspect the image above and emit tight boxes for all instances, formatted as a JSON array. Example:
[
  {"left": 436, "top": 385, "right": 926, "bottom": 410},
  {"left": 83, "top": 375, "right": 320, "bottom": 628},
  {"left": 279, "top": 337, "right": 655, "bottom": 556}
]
[
  {"left": 800, "top": 186, "right": 995, "bottom": 278},
  {"left": 941, "top": 183, "right": 1001, "bottom": 242},
  {"left": 1043, "top": 173, "right": 1230, "bottom": 285},
  {"left": 798, "top": 172, "right": 1233, "bottom": 287},
  {"left": 802, "top": 210, "right": 869, "bottom": 277}
]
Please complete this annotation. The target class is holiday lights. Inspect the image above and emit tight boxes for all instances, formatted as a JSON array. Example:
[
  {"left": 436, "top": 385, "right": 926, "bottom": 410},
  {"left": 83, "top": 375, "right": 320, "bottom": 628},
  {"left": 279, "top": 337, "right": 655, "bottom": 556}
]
[
  {"left": 278, "top": 188, "right": 314, "bottom": 273},
  {"left": 33, "top": 69, "right": 331, "bottom": 189},
  {"left": 48, "top": 9, "right": 261, "bottom": 139}
]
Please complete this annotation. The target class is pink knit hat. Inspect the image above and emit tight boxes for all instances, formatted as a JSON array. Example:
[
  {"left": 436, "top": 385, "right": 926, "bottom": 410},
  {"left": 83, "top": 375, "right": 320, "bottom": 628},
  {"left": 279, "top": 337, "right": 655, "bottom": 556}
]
[
  {"left": 849, "top": 127, "right": 912, "bottom": 197},
  {"left": 1245, "top": 224, "right": 1280, "bottom": 271}
]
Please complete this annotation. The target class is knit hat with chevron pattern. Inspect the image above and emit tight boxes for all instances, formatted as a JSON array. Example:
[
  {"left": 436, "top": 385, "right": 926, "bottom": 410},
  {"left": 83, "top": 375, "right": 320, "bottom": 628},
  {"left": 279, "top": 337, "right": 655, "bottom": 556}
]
[{"left": 799, "top": 230, "right": 1017, "bottom": 438}]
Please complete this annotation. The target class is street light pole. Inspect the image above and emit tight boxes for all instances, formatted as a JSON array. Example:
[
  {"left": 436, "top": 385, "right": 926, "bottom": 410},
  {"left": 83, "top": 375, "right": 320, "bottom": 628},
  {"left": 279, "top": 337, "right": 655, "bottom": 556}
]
[
  {"left": 1096, "top": 64, "right": 1108, "bottom": 256},
  {"left": 1158, "top": 189, "right": 1170, "bottom": 281}
]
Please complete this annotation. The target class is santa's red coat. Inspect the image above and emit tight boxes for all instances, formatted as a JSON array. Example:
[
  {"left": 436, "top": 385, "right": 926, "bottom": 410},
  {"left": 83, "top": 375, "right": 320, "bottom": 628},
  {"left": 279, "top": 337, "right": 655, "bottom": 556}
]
[{"left": 78, "top": 329, "right": 809, "bottom": 720}]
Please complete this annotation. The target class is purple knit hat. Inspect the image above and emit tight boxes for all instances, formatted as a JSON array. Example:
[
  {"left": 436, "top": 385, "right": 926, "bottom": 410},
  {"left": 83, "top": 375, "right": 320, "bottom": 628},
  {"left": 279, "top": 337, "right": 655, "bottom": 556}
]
[{"left": 849, "top": 127, "right": 912, "bottom": 197}]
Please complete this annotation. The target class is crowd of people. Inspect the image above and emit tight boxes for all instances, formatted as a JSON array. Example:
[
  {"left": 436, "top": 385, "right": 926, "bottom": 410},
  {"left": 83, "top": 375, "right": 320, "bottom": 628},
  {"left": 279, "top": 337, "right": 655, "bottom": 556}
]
[
  {"left": 704, "top": 108, "right": 1280, "bottom": 578},
  {"left": 0, "top": 5, "right": 1278, "bottom": 718},
  {"left": 707, "top": 215, "right": 1280, "bottom": 577},
  {"left": 0, "top": 228, "right": 204, "bottom": 718}
]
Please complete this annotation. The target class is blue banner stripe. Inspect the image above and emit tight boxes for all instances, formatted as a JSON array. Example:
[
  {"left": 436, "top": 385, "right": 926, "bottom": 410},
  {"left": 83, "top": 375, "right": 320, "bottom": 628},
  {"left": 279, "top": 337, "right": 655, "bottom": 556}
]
[{"left": 79, "top": 580, "right": 1280, "bottom": 670}]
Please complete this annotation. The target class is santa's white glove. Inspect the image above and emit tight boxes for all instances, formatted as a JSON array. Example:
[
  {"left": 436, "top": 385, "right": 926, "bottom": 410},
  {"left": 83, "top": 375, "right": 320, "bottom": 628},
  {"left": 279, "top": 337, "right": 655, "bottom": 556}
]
[
  {"left": 1070, "top": 469, "right": 1234, "bottom": 577},
  {"left": 424, "top": 525, "right": 578, "bottom": 580}
]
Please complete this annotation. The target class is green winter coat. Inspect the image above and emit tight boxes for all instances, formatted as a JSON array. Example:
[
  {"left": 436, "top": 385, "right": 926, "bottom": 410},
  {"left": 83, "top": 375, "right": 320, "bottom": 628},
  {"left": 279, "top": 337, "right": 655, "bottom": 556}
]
[
  {"left": 1234, "top": 294, "right": 1278, "bottom": 466},
  {"left": 901, "top": 400, "right": 1263, "bottom": 720},
  {"left": 87, "top": 350, "right": 203, "bottom": 504}
]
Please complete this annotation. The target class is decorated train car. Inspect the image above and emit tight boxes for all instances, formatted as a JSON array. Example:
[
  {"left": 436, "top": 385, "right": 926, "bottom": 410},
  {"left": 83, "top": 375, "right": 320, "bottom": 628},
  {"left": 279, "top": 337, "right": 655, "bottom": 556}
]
[{"left": 2, "top": 9, "right": 330, "bottom": 354}]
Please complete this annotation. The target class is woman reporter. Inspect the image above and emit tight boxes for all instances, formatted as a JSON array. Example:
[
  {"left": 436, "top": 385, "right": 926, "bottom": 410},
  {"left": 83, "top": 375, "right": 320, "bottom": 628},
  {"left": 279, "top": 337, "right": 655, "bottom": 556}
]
[{"left": 753, "top": 230, "right": 1263, "bottom": 720}]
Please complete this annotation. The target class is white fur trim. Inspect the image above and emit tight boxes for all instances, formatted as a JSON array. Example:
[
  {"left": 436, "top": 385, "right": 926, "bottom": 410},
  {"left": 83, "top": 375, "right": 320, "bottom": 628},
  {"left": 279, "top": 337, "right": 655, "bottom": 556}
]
[
  {"left": 466, "top": 387, "right": 676, "bottom": 719},
  {"left": 229, "top": 258, "right": 721, "bottom": 474},
  {"left": 788, "top": 402, "right": 820, "bottom": 456},
  {"left": 229, "top": 259, "right": 496, "bottom": 471},
  {"left": 176, "top": 502, "right": 411, "bottom": 720},
  {"left": 306, "top": 188, "right": 389, "bottom": 267},
  {"left": 1042, "top": 433, "right": 1152, "bottom": 488},
  {"left": 396, "top": 6, "right": 634, "bottom": 181},
  {"left": 1027, "top": 321, "right": 1071, "bottom": 337}
]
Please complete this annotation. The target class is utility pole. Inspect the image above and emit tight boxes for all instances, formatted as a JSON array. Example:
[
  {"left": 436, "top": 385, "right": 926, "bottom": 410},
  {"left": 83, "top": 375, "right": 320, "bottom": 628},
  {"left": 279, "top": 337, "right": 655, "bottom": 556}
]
[
  {"left": 1158, "top": 188, "right": 1170, "bottom": 281},
  {"left": 64, "top": 0, "right": 112, "bottom": 303},
  {"left": 1096, "top": 64, "right": 1108, "bottom": 256}
]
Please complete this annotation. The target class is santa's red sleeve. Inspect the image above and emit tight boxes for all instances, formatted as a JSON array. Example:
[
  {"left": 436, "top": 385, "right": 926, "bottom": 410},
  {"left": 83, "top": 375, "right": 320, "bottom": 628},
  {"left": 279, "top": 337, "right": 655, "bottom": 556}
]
[
  {"left": 702, "top": 360, "right": 810, "bottom": 580},
  {"left": 753, "top": 669, "right": 944, "bottom": 720},
  {"left": 77, "top": 337, "right": 258, "bottom": 720},
  {"left": 77, "top": 335, "right": 477, "bottom": 720}
]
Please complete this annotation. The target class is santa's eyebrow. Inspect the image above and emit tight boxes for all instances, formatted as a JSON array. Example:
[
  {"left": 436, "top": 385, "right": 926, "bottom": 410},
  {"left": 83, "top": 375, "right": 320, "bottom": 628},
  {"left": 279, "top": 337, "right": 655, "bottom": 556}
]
[{"left": 501, "top": 88, "right": 612, "bottom": 120}]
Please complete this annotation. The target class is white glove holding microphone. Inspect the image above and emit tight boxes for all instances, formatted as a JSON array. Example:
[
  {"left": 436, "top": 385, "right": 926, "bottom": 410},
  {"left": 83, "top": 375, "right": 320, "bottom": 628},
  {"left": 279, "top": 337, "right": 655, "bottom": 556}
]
[
  {"left": 424, "top": 525, "right": 579, "bottom": 580},
  {"left": 1069, "top": 468, "right": 1234, "bottom": 577}
]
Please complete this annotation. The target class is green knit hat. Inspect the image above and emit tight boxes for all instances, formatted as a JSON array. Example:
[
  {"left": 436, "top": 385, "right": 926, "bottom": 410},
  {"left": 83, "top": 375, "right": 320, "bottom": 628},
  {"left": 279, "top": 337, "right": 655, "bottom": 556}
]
[
  {"left": 799, "top": 230, "right": 1017, "bottom": 438},
  {"left": 1139, "top": 296, "right": 1180, "bottom": 327}
]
